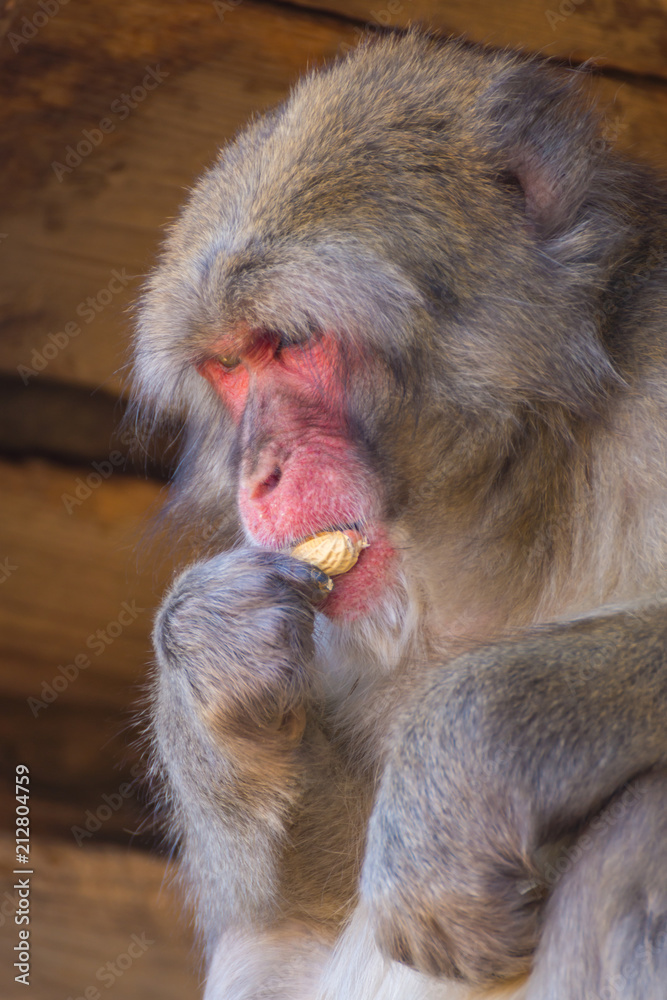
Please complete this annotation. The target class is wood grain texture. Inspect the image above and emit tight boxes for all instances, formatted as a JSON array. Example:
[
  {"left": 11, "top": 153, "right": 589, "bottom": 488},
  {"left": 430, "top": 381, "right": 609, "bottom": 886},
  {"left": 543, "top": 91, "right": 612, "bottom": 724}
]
[
  {"left": 0, "top": 0, "right": 355, "bottom": 393},
  {"left": 1, "top": 0, "right": 666, "bottom": 394},
  {"left": 0, "top": 834, "right": 197, "bottom": 1000},
  {"left": 0, "top": 374, "right": 175, "bottom": 475},
  {"left": 0, "top": 694, "right": 156, "bottom": 847},
  {"left": 0, "top": 3, "right": 666, "bottom": 996},
  {"left": 0, "top": 456, "right": 166, "bottom": 841},
  {"left": 297, "top": 0, "right": 667, "bottom": 79},
  {"left": 0, "top": 458, "right": 165, "bottom": 707}
]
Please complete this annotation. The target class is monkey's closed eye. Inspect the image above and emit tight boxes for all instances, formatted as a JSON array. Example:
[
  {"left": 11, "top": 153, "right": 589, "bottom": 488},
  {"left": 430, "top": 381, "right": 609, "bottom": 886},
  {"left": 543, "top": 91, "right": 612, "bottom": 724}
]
[{"left": 266, "top": 330, "right": 291, "bottom": 360}]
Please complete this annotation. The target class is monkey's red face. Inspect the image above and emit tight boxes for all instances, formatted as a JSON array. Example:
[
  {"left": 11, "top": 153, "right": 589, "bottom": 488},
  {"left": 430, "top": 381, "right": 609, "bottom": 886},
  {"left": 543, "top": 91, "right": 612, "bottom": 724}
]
[{"left": 199, "top": 330, "right": 397, "bottom": 619}]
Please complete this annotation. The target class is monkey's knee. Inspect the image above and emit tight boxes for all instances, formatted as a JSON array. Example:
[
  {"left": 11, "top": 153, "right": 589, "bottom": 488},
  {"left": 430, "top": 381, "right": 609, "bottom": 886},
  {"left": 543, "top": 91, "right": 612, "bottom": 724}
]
[{"left": 528, "top": 772, "right": 667, "bottom": 1000}]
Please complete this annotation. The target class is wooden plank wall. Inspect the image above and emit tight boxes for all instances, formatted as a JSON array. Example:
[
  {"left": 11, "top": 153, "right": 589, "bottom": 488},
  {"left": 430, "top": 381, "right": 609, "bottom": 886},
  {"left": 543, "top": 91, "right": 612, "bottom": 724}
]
[{"left": 0, "top": 1, "right": 666, "bottom": 997}]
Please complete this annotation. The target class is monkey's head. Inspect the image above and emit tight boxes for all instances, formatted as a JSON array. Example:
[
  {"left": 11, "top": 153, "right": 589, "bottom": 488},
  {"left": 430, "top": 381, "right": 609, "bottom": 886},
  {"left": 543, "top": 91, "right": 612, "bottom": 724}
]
[{"left": 132, "top": 30, "right": 622, "bottom": 623}]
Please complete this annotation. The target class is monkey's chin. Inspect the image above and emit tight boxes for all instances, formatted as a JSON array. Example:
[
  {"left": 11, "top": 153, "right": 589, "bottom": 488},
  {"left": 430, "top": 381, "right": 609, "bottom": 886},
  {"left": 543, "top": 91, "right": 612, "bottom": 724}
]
[{"left": 319, "top": 530, "right": 396, "bottom": 621}]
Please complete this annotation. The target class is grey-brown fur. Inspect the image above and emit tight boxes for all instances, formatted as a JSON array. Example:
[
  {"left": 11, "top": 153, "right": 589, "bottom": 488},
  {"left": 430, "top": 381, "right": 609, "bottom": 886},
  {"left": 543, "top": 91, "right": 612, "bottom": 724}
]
[{"left": 132, "top": 28, "right": 667, "bottom": 1000}]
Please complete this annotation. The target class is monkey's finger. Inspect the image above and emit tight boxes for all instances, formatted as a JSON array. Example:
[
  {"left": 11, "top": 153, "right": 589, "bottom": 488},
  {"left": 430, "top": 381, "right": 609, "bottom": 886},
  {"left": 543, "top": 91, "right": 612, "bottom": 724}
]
[{"left": 272, "top": 554, "right": 333, "bottom": 598}]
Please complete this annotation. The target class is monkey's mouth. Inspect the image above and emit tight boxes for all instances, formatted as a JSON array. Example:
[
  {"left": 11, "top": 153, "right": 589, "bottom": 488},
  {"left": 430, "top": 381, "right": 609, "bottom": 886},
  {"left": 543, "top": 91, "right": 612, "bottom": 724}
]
[
  {"left": 288, "top": 520, "right": 365, "bottom": 548},
  {"left": 254, "top": 519, "right": 396, "bottom": 619},
  {"left": 285, "top": 522, "right": 369, "bottom": 595},
  {"left": 304, "top": 522, "right": 395, "bottom": 621}
]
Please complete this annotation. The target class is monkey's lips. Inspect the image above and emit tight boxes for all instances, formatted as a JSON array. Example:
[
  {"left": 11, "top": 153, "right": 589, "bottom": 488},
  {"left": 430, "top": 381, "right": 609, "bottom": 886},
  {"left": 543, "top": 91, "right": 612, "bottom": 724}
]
[
  {"left": 320, "top": 531, "right": 395, "bottom": 620},
  {"left": 288, "top": 524, "right": 394, "bottom": 621},
  {"left": 251, "top": 522, "right": 397, "bottom": 620}
]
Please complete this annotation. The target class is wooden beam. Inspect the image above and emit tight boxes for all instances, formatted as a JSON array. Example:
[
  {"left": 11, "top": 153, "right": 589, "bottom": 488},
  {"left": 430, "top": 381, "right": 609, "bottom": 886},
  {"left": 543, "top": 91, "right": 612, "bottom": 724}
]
[
  {"left": 1, "top": 1, "right": 666, "bottom": 394},
  {"left": 0, "top": 0, "right": 355, "bottom": 393},
  {"left": 0, "top": 458, "right": 165, "bottom": 707},
  {"left": 0, "top": 834, "right": 197, "bottom": 1000},
  {"left": 0, "top": 374, "right": 174, "bottom": 475},
  {"left": 295, "top": 0, "right": 667, "bottom": 80},
  {"left": 0, "top": 694, "right": 157, "bottom": 847}
]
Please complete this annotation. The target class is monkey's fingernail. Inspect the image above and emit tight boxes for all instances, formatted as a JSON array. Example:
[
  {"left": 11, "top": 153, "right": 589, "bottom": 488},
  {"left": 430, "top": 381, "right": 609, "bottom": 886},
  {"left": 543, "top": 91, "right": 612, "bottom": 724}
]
[
  {"left": 281, "top": 558, "right": 333, "bottom": 592},
  {"left": 310, "top": 568, "right": 334, "bottom": 592}
]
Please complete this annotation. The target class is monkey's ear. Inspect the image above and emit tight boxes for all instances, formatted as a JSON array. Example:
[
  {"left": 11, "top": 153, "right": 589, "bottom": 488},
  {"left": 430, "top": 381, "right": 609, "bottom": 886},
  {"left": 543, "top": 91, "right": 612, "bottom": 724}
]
[{"left": 485, "top": 63, "right": 599, "bottom": 238}]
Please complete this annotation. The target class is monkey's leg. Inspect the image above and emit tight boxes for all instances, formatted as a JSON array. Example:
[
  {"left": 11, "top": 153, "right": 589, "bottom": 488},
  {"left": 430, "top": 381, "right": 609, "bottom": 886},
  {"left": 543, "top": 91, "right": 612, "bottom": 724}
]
[
  {"left": 315, "top": 903, "right": 526, "bottom": 1000},
  {"left": 361, "top": 602, "right": 667, "bottom": 987},
  {"left": 526, "top": 770, "right": 667, "bottom": 1000}
]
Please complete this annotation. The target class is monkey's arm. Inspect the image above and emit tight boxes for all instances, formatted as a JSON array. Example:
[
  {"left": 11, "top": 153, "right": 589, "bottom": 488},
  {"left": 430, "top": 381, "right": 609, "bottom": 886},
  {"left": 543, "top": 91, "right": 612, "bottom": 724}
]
[
  {"left": 150, "top": 548, "right": 330, "bottom": 953},
  {"left": 361, "top": 602, "right": 667, "bottom": 987}
]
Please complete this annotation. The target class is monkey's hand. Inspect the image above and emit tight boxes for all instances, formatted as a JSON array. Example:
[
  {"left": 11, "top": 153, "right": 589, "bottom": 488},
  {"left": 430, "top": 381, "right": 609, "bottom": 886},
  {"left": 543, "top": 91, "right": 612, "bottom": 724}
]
[
  {"left": 360, "top": 608, "right": 667, "bottom": 987},
  {"left": 150, "top": 548, "right": 329, "bottom": 930},
  {"left": 153, "top": 548, "right": 328, "bottom": 741}
]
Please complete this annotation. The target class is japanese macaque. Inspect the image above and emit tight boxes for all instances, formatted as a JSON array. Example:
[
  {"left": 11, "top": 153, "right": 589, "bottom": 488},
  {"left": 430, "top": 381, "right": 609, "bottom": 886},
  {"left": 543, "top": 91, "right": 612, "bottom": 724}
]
[{"left": 131, "top": 29, "right": 667, "bottom": 1000}]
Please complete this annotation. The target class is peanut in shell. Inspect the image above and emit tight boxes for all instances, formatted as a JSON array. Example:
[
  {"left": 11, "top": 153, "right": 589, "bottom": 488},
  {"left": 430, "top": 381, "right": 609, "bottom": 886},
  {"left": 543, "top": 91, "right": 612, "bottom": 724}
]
[{"left": 291, "top": 530, "right": 369, "bottom": 578}]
